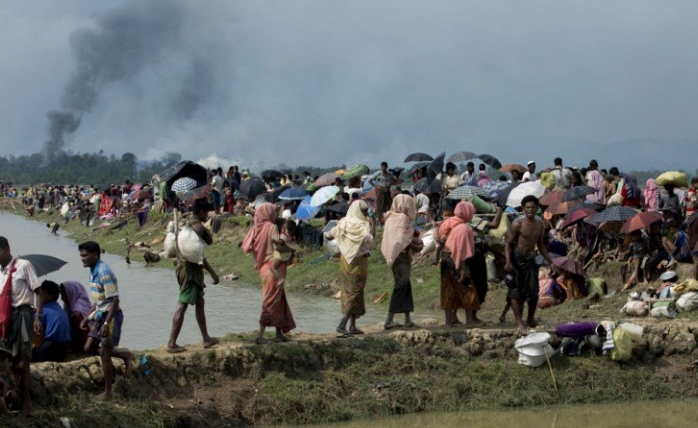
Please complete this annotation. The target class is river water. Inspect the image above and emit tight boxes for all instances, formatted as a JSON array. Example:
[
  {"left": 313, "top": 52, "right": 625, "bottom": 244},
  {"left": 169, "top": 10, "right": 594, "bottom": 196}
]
[
  {"left": 0, "top": 212, "right": 385, "bottom": 350},
  {"left": 304, "top": 399, "right": 697, "bottom": 428}
]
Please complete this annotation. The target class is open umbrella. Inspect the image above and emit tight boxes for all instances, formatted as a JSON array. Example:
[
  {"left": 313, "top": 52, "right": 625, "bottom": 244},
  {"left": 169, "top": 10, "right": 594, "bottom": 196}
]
[
  {"left": 446, "top": 185, "right": 487, "bottom": 201},
  {"left": 497, "top": 183, "right": 519, "bottom": 207},
  {"left": 389, "top": 167, "right": 405, "bottom": 179},
  {"left": 589, "top": 206, "right": 639, "bottom": 224},
  {"left": 407, "top": 161, "right": 431, "bottom": 177},
  {"left": 481, "top": 180, "right": 511, "bottom": 200},
  {"left": 328, "top": 201, "right": 349, "bottom": 216},
  {"left": 314, "top": 172, "right": 341, "bottom": 187},
  {"left": 565, "top": 202, "right": 604, "bottom": 218},
  {"left": 171, "top": 176, "right": 198, "bottom": 194},
  {"left": 427, "top": 152, "right": 445, "bottom": 183},
  {"left": 478, "top": 154, "right": 502, "bottom": 169},
  {"left": 552, "top": 256, "right": 586, "bottom": 277},
  {"left": 539, "top": 190, "right": 566, "bottom": 206},
  {"left": 446, "top": 151, "right": 477, "bottom": 163},
  {"left": 404, "top": 152, "right": 433, "bottom": 162},
  {"left": 18, "top": 254, "right": 67, "bottom": 277},
  {"left": 295, "top": 195, "right": 322, "bottom": 221},
  {"left": 261, "top": 170, "right": 284, "bottom": 180},
  {"left": 129, "top": 189, "right": 150, "bottom": 201},
  {"left": 310, "top": 185, "right": 340, "bottom": 207},
  {"left": 278, "top": 187, "right": 309, "bottom": 201},
  {"left": 413, "top": 177, "right": 442, "bottom": 195},
  {"left": 560, "top": 208, "right": 598, "bottom": 229},
  {"left": 499, "top": 164, "right": 527, "bottom": 173},
  {"left": 505, "top": 181, "right": 546, "bottom": 207},
  {"left": 619, "top": 211, "right": 664, "bottom": 234},
  {"left": 180, "top": 185, "right": 208, "bottom": 207},
  {"left": 266, "top": 185, "right": 291, "bottom": 203},
  {"left": 239, "top": 178, "right": 267, "bottom": 201},
  {"left": 562, "top": 185, "right": 596, "bottom": 202}
]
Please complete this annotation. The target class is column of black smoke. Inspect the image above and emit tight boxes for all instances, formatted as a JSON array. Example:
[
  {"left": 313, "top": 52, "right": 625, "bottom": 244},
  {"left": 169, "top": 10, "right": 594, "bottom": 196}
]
[{"left": 42, "top": 0, "right": 214, "bottom": 164}]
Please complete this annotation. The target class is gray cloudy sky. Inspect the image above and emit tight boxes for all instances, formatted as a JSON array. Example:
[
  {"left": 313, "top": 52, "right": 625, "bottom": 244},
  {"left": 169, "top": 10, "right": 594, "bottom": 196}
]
[{"left": 1, "top": 0, "right": 697, "bottom": 172}]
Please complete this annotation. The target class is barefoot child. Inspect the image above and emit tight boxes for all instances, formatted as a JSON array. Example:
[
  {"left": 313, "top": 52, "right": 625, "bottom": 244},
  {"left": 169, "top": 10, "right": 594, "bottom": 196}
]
[{"left": 270, "top": 220, "right": 298, "bottom": 286}]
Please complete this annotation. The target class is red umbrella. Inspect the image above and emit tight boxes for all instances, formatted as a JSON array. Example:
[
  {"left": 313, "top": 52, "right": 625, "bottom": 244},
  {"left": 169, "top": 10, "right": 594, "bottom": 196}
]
[
  {"left": 619, "top": 211, "right": 664, "bottom": 234},
  {"left": 130, "top": 189, "right": 150, "bottom": 201},
  {"left": 552, "top": 256, "right": 586, "bottom": 277},
  {"left": 546, "top": 200, "right": 578, "bottom": 216},
  {"left": 561, "top": 207, "right": 597, "bottom": 229},
  {"left": 539, "top": 190, "right": 566, "bottom": 206}
]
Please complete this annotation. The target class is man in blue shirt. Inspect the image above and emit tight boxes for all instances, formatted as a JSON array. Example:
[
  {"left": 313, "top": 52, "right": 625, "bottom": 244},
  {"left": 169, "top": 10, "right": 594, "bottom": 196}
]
[{"left": 32, "top": 281, "right": 71, "bottom": 362}]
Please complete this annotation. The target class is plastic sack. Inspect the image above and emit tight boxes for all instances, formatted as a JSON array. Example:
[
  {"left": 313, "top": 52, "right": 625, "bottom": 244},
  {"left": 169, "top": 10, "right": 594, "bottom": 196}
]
[
  {"left": 540, "top": 172, "right": 556, "bottom": 190},
  {"left": 655, "top": 171, "right": 688, "bottom": 188},
  {"left": 488, "top": 212, "right": 510, "bottom": 246},
  {"left": 676, "top": 291, "right": 698, "bottom": 312},
  {"left": 610, "top": 327, "right": 633, "bottom": 362},
  {"left": 162, "top": 221, "right": 177, "bottom": 258},
  {"left": 650, "top": 306, "right": 677, "bottom": 319},
  {"left": 177, "top": 224, "right": 205, "bottom": 264},
  {"left": 620, "top": 300, "right": 649, "bottom": 317},
  {"left": 606, "top": 192, "right": 623, "bottom": 207},
  {"left": 586, "top": 277, "right": 607, "bottom": 296},
  {"left": 420, "top": 228, "right": 437, "bottom": 256},
  {"left": 486, "top": 254, "right": 497, "bottom": 281},
  {"left": 515, "top": 332, "right": 554, "bottom": 368}
]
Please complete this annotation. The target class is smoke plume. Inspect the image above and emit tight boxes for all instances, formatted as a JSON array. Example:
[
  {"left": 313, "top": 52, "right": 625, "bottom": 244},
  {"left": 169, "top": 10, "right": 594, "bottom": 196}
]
[{"left": 43, "top": 0, "right": 224, "bottom": 163}]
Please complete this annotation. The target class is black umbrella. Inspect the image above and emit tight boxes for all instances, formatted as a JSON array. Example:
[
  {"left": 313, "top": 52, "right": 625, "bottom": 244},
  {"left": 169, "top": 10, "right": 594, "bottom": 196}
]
[
  {"left": 413, "top": 177, "right": 442, "bottom": 195},
  {"left": 266, "top": 185, "right": 291, "bottom": 203},
  {"left": 18, "top": 254, "right": 67, "bottom": 277},
  {"left": 588, "top": 206, "right": 639, "bottom": 224},
  {"left": 239, "top": 178, "right": 267, "bottom": 201},
  {"left": 427, "top": 152, "right": 446, "bottom": 183},
  {"left": 328, "top": 201, "right": 349, "bottom": 216},
  {"left": 404, "top": 152, "right": 433, "bottom": 162},
  {"left": 562, "top": 185, "right": 597, "bottom": 202},
  {"left": 389, "top": 167, "right": 405, "bottom": 179},
  {"left": 407, "top": 161, "right": 430, "bottom": 177},
  {"left": 447, "top": 151, "right": 477, "bottom": 163},
  {"left": 261, "top": 170, "right": 284, "bottom": 180},
  {"left": 478, "top": 154, "right": 502, "bottom": 169},
  {"left": 497, "top": 183, "right": 520, "bottom": 207}
]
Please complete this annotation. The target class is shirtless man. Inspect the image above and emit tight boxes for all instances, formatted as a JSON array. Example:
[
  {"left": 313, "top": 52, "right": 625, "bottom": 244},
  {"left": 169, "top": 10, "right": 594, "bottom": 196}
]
[{"left": 504, "top": 195, "right": 553, "bottom": 334}]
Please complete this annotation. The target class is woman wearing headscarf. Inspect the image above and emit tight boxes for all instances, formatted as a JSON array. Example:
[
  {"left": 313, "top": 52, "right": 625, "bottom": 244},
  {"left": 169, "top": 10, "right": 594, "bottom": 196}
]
[
  {"left": 381, "top": 195, "right": 423, "bottom": 329},
  {"left": 642, "top": 178, "right": 659, "bottom": 212},
  {"left": 585, "top": 169, "right": 606, "bottom": 204},
  {"left": 438, "top": 201, "right": 480, "bottom": 327},
  {"left": 325, "top": 200, "right": 373, "bottom": 336},
  {"left": 619, "top": 174, "right": 642, "bottom": 208},
  {"left": 242, "top": 203, "right": 296, "bottom": 344},
  {"left": 59, "top": 281, "right": 93, "bottom": 353}
]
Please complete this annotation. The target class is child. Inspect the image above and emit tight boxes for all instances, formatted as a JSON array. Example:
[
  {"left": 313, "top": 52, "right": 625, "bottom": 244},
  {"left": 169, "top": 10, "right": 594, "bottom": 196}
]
[
  {"left": 47, "top": 222, "right": 60, "bottom": 234},
  {"left": 622, "top": 230, "right": 648, "bottom": 291},
  {"left": 271, "top": 220, "right": 299, "bottom": 286}
]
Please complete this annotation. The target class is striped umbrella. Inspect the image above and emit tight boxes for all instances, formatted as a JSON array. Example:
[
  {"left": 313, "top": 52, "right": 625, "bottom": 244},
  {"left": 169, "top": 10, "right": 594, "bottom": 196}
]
[{"left": 446, "top": 185, "right": 487, "bottom": 201}]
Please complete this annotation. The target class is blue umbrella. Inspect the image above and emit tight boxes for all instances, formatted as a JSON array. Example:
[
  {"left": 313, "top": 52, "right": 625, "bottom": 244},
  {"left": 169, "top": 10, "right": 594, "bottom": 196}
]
[
  {"left": 296, "top": 196, "right": 322, "bottom": 221},
  {"left": 278, "top": 187, "right": 309, "bottom": 201},
  {"left": 481, "top": 181, "right": 510, "bottom": 199}
]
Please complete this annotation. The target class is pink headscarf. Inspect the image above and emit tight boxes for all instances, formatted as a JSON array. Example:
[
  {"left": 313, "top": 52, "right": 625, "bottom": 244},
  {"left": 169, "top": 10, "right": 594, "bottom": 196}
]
[
  {"left": 242, "top": 203, "right": 277, "bottom": 270},
  {"left": 585, "top": 170, "right": 606, "bottom": 204},
  {"left": 444, "top": 202, "right": 476, "bottom": 268},
  {"left": 381, "top": 194, "right": 416, "bottom": 267},
  {"left": 642, "top": 178, "right": 658, "bottom": 212}
]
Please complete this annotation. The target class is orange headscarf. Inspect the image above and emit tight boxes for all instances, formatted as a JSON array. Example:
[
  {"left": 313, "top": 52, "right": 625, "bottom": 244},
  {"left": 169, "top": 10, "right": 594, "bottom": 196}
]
[
  {"left": 444, "top": 202, "right": 475, "bottom": 268},
  {"left": 242, "top": 203, "right": 277, "bottom": 270},
  {"left": 381, "top": 194, "right": 416, "bottom": 267}
]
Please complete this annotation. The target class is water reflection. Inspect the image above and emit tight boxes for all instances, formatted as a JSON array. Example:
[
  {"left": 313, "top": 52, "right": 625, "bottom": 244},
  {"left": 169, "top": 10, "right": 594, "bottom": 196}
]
[
  {"left": 0, "top": 212, "right": 385, "bottom": 350},
  {"left": 303, "top": 400, "right": 698, "bottom": 428}
]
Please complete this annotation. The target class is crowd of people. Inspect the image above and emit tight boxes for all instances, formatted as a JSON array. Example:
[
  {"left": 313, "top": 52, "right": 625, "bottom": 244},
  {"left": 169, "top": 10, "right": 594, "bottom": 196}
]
[{"left": 2, "top": 155, "right": 698, "bottom": 416}]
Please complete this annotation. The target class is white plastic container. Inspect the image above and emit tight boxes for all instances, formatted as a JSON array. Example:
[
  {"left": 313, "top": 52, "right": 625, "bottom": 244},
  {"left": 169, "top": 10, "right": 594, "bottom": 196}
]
[{"left": 618, "top": 322, "right": 643, "bottom": 340}]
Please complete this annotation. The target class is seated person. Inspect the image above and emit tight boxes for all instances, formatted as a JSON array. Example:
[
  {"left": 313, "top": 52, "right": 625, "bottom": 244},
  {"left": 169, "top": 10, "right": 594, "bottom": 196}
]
[
  {"left": 662, "top": 219, "right": 692, "bottom": 266},
  {"left": 59, "top": 281, "right": 93, "bottom": 353},
  {"left": 32, "top": 281, "right": 71, "bottom": 362}
]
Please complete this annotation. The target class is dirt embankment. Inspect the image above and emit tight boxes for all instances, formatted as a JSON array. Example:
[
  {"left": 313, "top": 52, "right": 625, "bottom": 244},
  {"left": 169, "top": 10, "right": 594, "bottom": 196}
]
[{"left": 6, "top": 321, "right": 698, "bottom": 427}]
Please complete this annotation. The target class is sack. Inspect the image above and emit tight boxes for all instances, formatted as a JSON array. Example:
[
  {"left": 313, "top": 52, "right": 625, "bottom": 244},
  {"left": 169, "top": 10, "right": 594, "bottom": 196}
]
[
  {"left": 420, "top": 228, "right": 437, "bottom": 256},
  {"left": 177, "top": 224, "right": 205, "bottom": 264},
  {"left": 486, "top": 254, "right": 497, "bottom": 281},
  {"left": 620, "top": 300, "right": 649, "bottom": 317},
  {"left": 586, "top": 277, "right": 607, "bottom": 296},
  {"left": 470, "top": 195, "right": 494, "bottom": 214},
  {"left": 540, "top": 172, "right": 556, "bottom": 190},
  {"left": 650, "top": 306, "right": 677, "bottom": 318},
  {"left": 606, "top": 192, "right": 623, "bottom": 207},
  {"left": 162, "top": 221, "right": 177, "bottom": 258},
  {"left": 610, "top": 327, "right": 633, "bottom": 362},
  {"left": 515, "top": 332, "right": 554, "bottom": 367},
  {"left": 488, "top": 212, "right": 510, "bottom": 246},
  {"left": 676, "top": 291, "right": 698, "bottom": 312},
  {"left": 655, "top": 171, "right": 688, "bottom": 188},
  {"left": 0, "top": 259, "right": 17, "bottom": 338}
]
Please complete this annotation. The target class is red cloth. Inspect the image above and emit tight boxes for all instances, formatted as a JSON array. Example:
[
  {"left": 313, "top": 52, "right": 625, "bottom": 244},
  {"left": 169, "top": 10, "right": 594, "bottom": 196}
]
[
  {"left": 0, "top": 259, "right": 17, "bottom": 338},
  {"left": 259, "top": 262, "right": 296, "bottom": 333},
  {"left": 443, "top": 202, "right": 476, "bottom": 269}
]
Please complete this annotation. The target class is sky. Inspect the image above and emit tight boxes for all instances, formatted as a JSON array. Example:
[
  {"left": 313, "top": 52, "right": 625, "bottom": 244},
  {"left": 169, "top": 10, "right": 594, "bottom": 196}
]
[{"left": 1, "top": 0, "right": 697, "bottom": 173}]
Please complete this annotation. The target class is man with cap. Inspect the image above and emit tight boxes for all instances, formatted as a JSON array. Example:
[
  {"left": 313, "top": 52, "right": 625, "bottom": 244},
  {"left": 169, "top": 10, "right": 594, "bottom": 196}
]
[{"left": 522, "top": 161, "right": 537, "bottom": 183}]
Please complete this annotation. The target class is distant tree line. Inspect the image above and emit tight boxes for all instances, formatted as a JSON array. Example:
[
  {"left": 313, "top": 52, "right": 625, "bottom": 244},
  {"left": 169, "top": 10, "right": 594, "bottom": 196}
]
[{"left": 0, "top": 150, "right": 183, "bottom": 186}]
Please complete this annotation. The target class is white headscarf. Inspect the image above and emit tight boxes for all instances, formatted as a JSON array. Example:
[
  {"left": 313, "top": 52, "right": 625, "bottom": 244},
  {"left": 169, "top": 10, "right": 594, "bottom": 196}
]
[{"left": 332, "top": 200, "right": 371, "bottom": 264}]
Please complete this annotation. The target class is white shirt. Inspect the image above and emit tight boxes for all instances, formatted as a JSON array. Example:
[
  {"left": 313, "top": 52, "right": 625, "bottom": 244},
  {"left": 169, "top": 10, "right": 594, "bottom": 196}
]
[
  {"left": 211, "top": 175, "right": 224, "bottom": 193},
  {"left": 0, "top": 258, "right": 40, "bottom": 308},
  {"left": 522, "top": 171, "right": 537, "bottom": 182},
  {"left": 551, "top": 167, "right": 573, "bottom": 189},
  {"left": 415, "top": 193, "right": 430, "bottom": 214}
]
